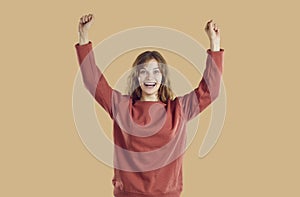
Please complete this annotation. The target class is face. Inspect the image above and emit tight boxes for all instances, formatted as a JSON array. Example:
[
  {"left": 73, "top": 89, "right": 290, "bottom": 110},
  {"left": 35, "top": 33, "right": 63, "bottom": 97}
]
[{"left": 138, "top": 59, "right": 163, "bottom": 98}]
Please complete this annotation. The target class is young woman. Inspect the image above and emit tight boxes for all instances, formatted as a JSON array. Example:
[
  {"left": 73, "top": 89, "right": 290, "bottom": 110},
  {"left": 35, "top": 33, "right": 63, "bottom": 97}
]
[{"left": 75, "top": 14, "right": 224, "bottom": 197}]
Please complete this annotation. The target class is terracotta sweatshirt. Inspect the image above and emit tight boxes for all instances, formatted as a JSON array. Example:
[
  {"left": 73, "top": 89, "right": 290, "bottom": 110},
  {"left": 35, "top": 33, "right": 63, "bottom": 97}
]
[{"left": 75, "top": 42, "right": 224, "bottom": 197}]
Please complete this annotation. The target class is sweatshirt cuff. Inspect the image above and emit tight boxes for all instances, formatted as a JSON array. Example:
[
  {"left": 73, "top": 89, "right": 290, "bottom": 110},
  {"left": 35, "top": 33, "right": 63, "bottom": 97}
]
[
  {"left": 207, "top": 48, "right": 224, "bottom": 72},
  {"left": 207, "top": 48, "right": 224, "bottom": 54},
  {"left": 75, "top": 41, "right": 93, "bottom": 64},
  {"left": 75, "top": 41, "right": 92, "bottom": 50}
]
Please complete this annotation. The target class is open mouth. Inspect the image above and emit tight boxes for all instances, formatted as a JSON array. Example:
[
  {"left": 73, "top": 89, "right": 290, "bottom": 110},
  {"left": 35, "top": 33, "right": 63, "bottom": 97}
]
[{"left": 143, "top": 82, "right": 157, "bottom": 87}]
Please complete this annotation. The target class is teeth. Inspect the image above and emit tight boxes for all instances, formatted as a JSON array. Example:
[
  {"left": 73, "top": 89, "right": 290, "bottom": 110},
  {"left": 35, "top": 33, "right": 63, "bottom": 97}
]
[{"left": 144, "top": 82, "right": 156, "bottom": 86}]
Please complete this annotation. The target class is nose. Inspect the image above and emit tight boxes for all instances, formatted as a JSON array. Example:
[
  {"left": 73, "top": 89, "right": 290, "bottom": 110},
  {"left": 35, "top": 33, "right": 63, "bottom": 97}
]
[{"left": 146, "top": 71, "right": 154, "bottom": 80}]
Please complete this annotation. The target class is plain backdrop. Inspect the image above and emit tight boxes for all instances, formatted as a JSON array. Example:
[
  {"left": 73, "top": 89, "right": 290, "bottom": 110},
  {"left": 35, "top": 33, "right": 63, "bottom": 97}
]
[{"left": 1, "top": 0, "right": 299, "bottom": 196}]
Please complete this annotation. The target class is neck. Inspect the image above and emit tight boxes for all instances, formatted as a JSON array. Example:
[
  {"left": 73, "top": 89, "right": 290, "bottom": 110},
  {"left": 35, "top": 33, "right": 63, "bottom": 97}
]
[{"left": 140, "top": 93, "right": 159, "bottom": 101}]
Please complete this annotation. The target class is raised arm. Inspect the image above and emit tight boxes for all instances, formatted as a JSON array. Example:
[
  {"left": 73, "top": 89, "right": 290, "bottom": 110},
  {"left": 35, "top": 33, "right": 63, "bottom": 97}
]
[
  {"left": 75, "top": 14, "right": 117, "bottom": 118},
  {"left": 178, "top": 20, "right": 224, "bottom": 121}
]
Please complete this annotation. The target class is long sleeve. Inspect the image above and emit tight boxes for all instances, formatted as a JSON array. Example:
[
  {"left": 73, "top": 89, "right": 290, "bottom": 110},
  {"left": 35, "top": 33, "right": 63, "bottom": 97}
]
[
  {"left": 75, "top": 41, "right": 117, "bottom": 118},
  {"left": 178, "top": 49, "right": 224, "bottom": 121}
]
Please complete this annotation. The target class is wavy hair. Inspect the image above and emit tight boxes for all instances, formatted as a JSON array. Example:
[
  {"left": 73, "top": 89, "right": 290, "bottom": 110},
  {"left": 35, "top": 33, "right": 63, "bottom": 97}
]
[{"left": 127, "top": 51, "right": 174, "bottom": 103}]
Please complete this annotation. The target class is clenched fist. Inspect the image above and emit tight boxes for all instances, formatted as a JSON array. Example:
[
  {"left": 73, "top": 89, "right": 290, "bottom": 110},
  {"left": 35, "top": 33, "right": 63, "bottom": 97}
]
[
  {"left": 78, "top": 14, "right": 94, "bottom": 45},
  {"left": 205, "top": 20, "right": 221, "bottom": 51}
]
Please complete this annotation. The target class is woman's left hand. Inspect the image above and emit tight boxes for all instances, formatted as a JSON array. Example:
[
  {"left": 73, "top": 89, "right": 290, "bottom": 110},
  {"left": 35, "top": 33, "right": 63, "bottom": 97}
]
[{"left": 205, "top": 20, "right": 221, "bottom": 51}]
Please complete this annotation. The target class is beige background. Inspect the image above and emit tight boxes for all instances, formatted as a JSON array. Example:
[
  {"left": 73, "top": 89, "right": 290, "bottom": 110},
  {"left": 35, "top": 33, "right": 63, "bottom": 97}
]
[{"left": 1, "top": 0, "right": 299, "bottom": 196}]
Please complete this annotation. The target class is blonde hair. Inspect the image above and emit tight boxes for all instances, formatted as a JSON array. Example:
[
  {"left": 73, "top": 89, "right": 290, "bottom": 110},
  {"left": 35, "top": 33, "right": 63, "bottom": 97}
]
[{"left": 127, "top": 50, "right": 174, "bottom": 103}]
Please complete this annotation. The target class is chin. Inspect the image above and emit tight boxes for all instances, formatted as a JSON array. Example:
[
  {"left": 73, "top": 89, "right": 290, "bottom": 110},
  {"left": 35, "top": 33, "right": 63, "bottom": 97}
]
[{"left": 141, "top": 85, "right": 160, "bottom": 95}]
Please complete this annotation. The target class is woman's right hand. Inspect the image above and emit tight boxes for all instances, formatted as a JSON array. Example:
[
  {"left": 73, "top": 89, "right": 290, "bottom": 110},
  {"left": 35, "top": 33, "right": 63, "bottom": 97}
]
[{"left": 78, "top": 14, "right": 94, "bottom": 45}]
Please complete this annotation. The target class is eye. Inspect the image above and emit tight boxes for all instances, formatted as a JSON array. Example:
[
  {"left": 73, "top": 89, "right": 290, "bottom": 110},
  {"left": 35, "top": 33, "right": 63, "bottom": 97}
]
[
  {"left": 153, "top": 69, "right": 161, "bottom": 74},
  {"left": 139, "top": 69, "right": 146, "bottom": 75}
]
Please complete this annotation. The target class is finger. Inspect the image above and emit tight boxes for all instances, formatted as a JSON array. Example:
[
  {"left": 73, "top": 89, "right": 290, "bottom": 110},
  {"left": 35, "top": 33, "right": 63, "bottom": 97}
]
[
  {"left": 88, "top": 14, "right": 94, "bottom": 22},
  {"left": 213, "top": 23, "right": 218, "bottom": 32},
  {"left": 87, "top": 14, "right": 93, "bottom": 22},
  {"left": 85, "top": 15, "right": 89, "bottom": 23},
  {"left": 90, "top": 14, "right": 94, "bottom": 22},
  {"left": 209, "top": 20, "right": 214, "bottom": 28},
  {"left": 84, "top": 15, "right": 88, "bottom": 23},
  {"left": 216, "top": 24, "right": 220, "bottom": 32},
  {"left": 214, "top": 24, "right": 218, "bottom": 31},
  {"left": 205, "top": 19, "right": 212, "bottom": 30}
]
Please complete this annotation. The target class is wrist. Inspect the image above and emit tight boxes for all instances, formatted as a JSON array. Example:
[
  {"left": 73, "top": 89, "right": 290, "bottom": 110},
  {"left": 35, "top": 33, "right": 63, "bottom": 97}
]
[
  {"left": 209, "top": 39, "right": 220, "bottom": 51},
  {"left": 79, "top": 32, "right": 89, "bottom": 45}
]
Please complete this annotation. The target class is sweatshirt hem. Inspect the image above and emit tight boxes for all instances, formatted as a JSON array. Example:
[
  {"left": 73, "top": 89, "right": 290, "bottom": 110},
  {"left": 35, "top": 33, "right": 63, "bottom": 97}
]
[{"left": 114, "top": 190, "right": 181, "bottom": 197}]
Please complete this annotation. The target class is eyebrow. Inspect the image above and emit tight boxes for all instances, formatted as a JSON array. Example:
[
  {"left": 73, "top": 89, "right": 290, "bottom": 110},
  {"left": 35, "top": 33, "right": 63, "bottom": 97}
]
[{"left": 140, "top": 67, "right": 160, "bottom": 70}]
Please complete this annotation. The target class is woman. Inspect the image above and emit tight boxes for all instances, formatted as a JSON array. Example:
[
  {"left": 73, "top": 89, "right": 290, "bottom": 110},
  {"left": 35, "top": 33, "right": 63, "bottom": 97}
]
[{"left": 75, "top": 14, "right": 224, "bottom": 197}]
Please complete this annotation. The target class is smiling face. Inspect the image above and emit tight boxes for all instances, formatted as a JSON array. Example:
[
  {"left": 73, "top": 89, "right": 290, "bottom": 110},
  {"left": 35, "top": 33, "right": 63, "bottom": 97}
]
[
  {"left": 138, "top": 59, "right": 162, "bottom": 100},
  {"left": 128, "top": 50, "right": 174, "bottom": 103}
]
